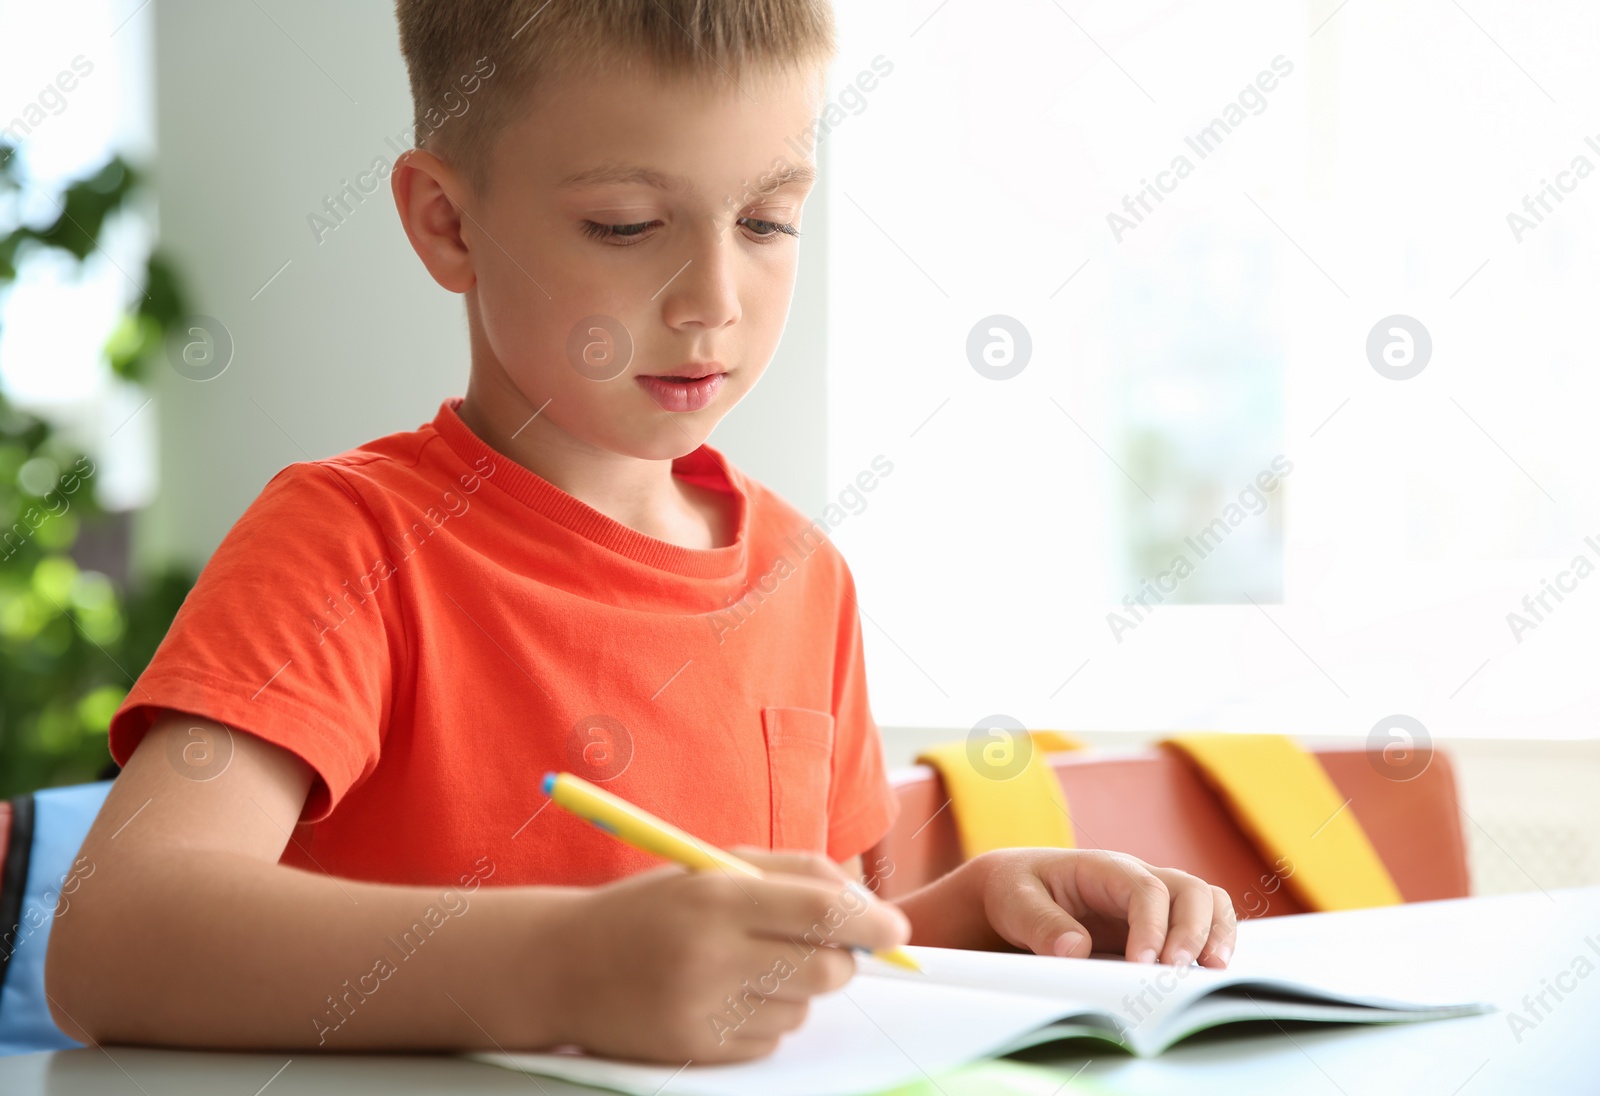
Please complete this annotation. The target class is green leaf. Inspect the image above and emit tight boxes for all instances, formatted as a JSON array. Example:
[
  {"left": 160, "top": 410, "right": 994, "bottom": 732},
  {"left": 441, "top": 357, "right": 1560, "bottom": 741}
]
[
  {"left": 31, "top": 556, "right": 79, "bottom": 604},
  {"left": 140, "top": 251, "right": 188, "bottom": 326},
  {"left": 77, "top": 684, "right": 127, "bottom": 734},
  {"left": 105, "top": 311, "right": 163, "bottom": 380}
]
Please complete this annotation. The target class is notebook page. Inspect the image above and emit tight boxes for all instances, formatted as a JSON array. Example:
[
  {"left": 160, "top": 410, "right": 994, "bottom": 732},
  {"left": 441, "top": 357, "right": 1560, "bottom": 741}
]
[
  {"left": 876, "top": 944, "right": 1239, "bottom": 1008},
  {"left": 862, "top": 947, "right": 1493, "bottom": 1057},
  {"left": 1152, "top": 990, "right": 1493, "bottom": 1052},
  {"left": 473, "top": 972, "right": 1095, "bottom": 1096},
  {"left": 473, "top": 946, "right": 1496, "bottom": 1091}
]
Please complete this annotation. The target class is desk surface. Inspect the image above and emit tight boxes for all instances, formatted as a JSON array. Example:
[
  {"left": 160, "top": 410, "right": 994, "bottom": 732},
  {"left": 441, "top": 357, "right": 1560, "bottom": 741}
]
[{"left": 3, "top": 887, "right": 1597, "bottom": 1095}]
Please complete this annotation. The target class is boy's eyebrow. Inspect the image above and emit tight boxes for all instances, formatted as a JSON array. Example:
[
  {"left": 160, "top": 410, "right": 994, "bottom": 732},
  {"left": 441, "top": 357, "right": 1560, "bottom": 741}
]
[{"left": 557, "top": 160, "right": 817, "bottom": 197}]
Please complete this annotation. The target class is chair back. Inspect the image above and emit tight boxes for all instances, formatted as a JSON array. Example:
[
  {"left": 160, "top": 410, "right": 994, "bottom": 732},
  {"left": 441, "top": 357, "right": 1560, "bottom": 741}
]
[{"left": 863, "top": 745, "right": 1469, "bottom": 915}]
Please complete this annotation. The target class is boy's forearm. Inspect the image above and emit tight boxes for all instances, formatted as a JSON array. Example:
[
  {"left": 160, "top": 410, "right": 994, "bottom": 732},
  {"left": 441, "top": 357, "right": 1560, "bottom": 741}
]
[{"left": 48, "top": 847, "right": 581, "bottom": 1051}]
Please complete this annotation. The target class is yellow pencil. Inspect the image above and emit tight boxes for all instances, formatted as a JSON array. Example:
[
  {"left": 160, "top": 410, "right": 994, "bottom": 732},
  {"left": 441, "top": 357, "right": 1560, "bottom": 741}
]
[{"left": 542, "top": 771, "right": 921, "bottom": 972}]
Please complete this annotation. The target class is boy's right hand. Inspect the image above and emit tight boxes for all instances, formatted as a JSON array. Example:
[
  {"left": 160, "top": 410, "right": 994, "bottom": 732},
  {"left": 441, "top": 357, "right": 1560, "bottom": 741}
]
[{"left": 545, "top": 851, "right": 909, "bottom": 1064}]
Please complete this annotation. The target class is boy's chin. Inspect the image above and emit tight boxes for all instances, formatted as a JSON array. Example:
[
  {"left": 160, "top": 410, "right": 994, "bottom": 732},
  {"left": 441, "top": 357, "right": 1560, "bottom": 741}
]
[{"left": 593, "top": 419, "right": 719, "bottom": 462}]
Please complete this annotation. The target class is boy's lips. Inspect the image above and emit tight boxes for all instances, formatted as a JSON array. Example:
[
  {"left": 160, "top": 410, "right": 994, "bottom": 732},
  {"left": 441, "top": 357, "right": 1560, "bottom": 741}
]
[
  {"left": 635, "top": 372, "right": 726, "bottom": 412},
  {"left": 641, "top": 362, "right": 725, "bottom": 380}
]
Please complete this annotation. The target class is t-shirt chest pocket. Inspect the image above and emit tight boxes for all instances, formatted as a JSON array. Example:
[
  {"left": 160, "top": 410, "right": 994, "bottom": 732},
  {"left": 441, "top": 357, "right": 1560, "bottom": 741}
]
[{"left": 760, "top": 706, "right": 835, "bottom": 853}]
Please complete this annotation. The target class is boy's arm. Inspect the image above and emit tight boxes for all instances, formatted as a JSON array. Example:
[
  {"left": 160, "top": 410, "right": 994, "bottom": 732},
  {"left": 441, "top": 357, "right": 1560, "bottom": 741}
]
[
  {"left": 47, "top": 711, "right": 910, "bottom": 1059},
  {"left": 45, "top": 710, "right": 576, "bottom": 1051}
]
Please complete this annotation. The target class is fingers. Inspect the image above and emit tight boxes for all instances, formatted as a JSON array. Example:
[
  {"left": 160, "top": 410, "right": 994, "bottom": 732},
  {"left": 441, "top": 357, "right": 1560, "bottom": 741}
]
[
  {"left": 746, "top": 938, "right": 856, "bottom": 1001},
  {"left": 1064, "top": 852, "right": 1171, "bottom": 964},
  {"left": 1152, "top": 870, "right": 1214, "bottom": 967},
  {"left": 1055, "top": 853, "right": 1236, "bottom": 967},
  {"left": 731, "top": 870, "right": 910, "bottom": 954},
  {"left": 699, "top": 1000, "right": 812, "bottom": 1063},
  {"left": 728, "top": 997, "right": 810, "bottom": 1042},
  {"left": 987, "top": 851, "right": 1239, "bottom": 968},
  {"left": 730, "top": 849, "right": 900, "bottom": 949},
  {"left": 985, "top": 873, "right": 1096, "bottom": 958},
  {"left": 1196, "top": 885, "right": 1237, "bottom": 968},
  {"left": 731, "top": 846, "right": 855, "bottom": 886},
  {"left": 1083, "top": 860, "right": 1232, "bottom": 967}
]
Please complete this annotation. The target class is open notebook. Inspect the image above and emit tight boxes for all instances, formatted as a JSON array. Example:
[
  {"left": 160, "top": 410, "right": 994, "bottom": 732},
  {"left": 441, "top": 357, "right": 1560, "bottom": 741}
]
[{"left": 472, "top": 945, "right": 1492, "bottom": 1096}]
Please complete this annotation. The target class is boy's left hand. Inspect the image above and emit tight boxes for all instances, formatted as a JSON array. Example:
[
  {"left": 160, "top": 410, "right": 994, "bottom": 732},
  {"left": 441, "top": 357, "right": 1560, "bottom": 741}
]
[{"left": 899, "top": 848, "right": 1237, "bottom": 969}]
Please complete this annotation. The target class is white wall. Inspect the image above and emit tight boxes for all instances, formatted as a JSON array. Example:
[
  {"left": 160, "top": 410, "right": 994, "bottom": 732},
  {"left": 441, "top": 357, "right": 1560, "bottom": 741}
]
[{"left": 142, "top": 0, "right": 827, "bottom": 570}]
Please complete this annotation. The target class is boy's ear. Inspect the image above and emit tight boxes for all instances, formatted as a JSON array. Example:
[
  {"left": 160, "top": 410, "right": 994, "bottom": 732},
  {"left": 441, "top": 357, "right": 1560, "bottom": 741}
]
[{"left": 391, "top": 148, "right": 475, "bottom": 293}]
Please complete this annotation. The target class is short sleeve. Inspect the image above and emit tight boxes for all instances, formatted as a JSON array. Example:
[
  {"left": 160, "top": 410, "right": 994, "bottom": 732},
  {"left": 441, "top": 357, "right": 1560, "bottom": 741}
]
[
  {"left": 109, "top": 461, "right": 401, "bottom": 821},
  {"left": 824, "top": 564, "right": 899, "bottom": 863}
]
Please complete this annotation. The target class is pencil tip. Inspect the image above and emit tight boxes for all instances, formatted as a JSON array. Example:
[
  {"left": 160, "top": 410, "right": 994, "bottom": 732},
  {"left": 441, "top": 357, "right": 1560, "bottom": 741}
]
[{"left": 875, "top": 949, "right": 923, "bottom": 973}]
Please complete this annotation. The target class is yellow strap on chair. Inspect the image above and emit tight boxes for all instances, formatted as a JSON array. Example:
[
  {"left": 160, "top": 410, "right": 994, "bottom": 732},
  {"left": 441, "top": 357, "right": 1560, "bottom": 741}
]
[
  {"left": 916, "top": 729, "right": 1085, "bottom": 858},
  {"left": 1164, "top": 732, "right": 1402, "bottom": 911}
]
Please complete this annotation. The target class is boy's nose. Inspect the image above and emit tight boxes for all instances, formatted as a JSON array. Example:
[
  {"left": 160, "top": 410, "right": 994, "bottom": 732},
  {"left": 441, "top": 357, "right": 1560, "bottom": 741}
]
[{"left": 655, "top": 235, "right": 744, "bottom": 332}]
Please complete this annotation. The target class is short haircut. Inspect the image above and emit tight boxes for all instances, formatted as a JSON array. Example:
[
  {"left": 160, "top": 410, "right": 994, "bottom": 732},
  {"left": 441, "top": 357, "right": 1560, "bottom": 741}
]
[{"left": 394, "top": 0, "right": 837, "bottom": 195}]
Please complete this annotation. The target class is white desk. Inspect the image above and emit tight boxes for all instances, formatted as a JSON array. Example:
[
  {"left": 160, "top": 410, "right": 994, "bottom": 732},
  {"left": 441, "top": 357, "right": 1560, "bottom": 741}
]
[{"left": 3, "top": 887, "right": 1596, "bottom": 1095}]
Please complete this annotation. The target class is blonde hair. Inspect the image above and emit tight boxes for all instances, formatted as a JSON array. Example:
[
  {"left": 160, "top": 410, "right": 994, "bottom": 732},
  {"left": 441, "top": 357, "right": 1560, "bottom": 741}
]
[{"left": 394, "top": 0, "right": 837, "bottom": 195}]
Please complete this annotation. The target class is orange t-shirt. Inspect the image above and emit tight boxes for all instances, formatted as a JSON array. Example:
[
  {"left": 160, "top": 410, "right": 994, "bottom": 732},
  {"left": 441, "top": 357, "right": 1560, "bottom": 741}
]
[{"left": 109, "top": 397, "right": 898, "bottom": 886}]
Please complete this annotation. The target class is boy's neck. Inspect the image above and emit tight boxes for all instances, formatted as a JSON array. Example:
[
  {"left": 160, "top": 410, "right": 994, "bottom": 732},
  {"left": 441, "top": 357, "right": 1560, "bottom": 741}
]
[{"left": 456, "top": 369, "right": 732, "bottom": 551}]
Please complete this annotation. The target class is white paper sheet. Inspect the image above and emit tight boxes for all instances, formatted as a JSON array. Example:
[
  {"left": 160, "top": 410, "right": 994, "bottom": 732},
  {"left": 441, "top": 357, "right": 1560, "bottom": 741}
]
[{"left": 472, "top": 945, "right": 1490, "bottom": 1096}]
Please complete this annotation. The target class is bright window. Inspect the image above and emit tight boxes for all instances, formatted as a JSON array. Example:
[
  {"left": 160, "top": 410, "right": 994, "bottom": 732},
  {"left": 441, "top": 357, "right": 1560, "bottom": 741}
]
[
  {"left": 0, "top": 0, "right": 157, "bottom": 510},
  {"left": 827, "top": 1, "right": 1598, "bottom": 739}
]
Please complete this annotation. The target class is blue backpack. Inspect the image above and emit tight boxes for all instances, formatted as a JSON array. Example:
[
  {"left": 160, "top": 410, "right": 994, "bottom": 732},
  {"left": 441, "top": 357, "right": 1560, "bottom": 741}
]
[{"left": 0, "top": 781, "right": 111, "bottom": 1055}]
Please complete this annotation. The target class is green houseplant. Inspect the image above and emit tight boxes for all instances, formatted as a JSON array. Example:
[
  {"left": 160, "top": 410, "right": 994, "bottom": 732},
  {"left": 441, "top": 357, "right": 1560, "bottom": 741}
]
[{"left": 0, "top": 143, "right": 196, "bottom": 797}]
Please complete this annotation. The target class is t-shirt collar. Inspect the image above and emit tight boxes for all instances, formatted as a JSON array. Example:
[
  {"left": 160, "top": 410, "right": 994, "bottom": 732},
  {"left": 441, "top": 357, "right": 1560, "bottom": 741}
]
[{"left": 430, "top": 396, "right": 749, "bottom": 579}]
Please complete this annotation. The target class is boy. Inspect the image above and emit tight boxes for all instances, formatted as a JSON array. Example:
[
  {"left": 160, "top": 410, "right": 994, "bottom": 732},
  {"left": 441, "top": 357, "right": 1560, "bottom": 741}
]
[{"left": 46, "top": 0, "right": 1236, "bottom": 1064}]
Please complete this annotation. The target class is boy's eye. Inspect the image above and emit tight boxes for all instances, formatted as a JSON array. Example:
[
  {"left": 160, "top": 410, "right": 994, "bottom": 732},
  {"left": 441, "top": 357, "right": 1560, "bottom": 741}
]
[
  {"left": 737, "top": 216, "right": 801, "bottom": 241},
  {"left": 580, "top": 220, "right": 657, "bottom": 243},
  {"left": 579, "top": 217, "right": 801, "bottom": 245}
]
